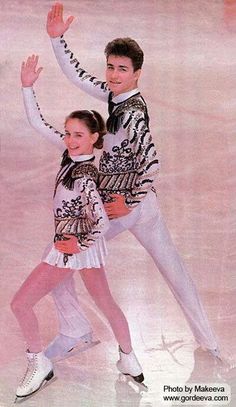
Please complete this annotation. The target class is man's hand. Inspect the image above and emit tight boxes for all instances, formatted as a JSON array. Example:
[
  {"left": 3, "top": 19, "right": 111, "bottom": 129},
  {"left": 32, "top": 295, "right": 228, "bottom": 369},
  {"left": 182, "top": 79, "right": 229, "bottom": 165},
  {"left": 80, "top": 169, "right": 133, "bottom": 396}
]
[
  {"left": 104, "top": 194, "right": 131, "bottom": 219},
  {"left": 21, "top": 55, "right": 43, "bottom": 87},
  {"left": 54, "top": 234, "right": 80, "bottom": 254},
  {"left": 47, "top": 2, "right": 74, "bottom": 38}
]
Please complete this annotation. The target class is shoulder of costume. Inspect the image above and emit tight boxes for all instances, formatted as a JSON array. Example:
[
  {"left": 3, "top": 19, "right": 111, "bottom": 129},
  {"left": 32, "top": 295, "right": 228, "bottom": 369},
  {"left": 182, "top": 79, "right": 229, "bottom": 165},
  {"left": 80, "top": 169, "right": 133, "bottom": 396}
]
[
  {"left": 107, "top": 93, "right": 149, "bottom": 134},
  {"left": 119, "top": 93, "right": 147, "bottom": 114},
  {"left": 72, "top": 162, "right": 98, "bottom": 183}
]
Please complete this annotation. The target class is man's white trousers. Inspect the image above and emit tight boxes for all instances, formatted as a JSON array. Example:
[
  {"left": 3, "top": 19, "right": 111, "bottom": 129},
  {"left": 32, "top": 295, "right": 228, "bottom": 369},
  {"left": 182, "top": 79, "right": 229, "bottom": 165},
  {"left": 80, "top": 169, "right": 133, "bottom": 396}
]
[{"left": 50, "top": 190, "right": 218, "bottom": 350}]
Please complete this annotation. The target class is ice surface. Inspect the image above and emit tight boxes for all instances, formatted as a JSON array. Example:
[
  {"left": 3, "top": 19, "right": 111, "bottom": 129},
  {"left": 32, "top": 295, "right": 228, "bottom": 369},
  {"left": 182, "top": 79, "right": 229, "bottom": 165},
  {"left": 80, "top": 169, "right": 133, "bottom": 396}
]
[{"left": 0, "top": 0, "right": 235, "bottom": 406}]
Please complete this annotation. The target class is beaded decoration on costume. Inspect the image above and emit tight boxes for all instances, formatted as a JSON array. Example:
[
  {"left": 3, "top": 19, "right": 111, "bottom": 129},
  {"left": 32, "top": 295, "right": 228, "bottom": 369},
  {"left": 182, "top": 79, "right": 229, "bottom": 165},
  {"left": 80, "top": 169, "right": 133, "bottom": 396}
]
[
  {"left": 51, "top": 37, "right": 159, "bottom": 208},
  {"left": 59, "top": 36, "right": 109, "bottom": 92},
  {"left": 53, "top": 151, "right": 104, "bottom": 265},
  {"left": 99, "top": 94, "right": 159, "bottom": 207}
]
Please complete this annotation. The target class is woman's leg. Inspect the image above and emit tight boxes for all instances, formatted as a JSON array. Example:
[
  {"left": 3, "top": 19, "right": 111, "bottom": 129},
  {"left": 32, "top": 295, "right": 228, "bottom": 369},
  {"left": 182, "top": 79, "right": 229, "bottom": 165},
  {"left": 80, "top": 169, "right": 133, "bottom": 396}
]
[
  {"left": 79, "top": 266, "right": 132, "bottom": 354},
  {"left": 11, "top": 262, "right": 73, "bottom": 353},
  {"left": 42, "top": 220, "right": 126, "bottom": 344}
]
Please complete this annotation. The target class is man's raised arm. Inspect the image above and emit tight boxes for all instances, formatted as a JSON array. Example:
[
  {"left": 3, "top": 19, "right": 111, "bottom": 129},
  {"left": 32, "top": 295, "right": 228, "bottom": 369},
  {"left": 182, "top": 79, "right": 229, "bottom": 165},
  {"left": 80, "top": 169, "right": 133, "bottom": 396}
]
[{"left": 47, "top": 3, "right": 109, "bottom": 102}]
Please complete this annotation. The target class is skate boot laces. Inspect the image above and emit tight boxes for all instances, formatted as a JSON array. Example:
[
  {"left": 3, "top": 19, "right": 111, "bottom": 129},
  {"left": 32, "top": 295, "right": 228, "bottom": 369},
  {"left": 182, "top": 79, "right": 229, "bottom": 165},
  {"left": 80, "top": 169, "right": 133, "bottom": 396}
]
[{"left": 19, "top": 353, "right": 38, "bottom": 388}]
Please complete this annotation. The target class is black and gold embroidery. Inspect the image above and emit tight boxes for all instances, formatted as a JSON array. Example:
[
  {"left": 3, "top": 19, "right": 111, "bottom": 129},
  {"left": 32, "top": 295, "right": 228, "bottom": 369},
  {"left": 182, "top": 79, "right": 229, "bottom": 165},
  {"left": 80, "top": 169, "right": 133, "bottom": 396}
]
[
  {"left": 106, "top": 92, "right": 149, "bottom": 134},
  {"left": 60, "top": 36, "right": 108, "bottom": 91},
  {"left": 99, "top": 96, "right": 159, "bottom": 207},
  {"left": 54, "top": 151, "right": 97, "bottom": 195}
]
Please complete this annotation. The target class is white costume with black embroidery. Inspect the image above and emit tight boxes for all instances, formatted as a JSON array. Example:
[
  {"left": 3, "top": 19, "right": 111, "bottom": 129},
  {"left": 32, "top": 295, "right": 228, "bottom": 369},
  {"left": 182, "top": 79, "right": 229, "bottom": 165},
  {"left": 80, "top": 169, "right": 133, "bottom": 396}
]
[
  {"left": 25, "top": 36, "right": 218, "bottom": 350},
  {"left": 22, "top": 87, "right": 108, "bottom": 270},
  {"left": 51, "top": 36, "right": 159, "bottom": 208}
]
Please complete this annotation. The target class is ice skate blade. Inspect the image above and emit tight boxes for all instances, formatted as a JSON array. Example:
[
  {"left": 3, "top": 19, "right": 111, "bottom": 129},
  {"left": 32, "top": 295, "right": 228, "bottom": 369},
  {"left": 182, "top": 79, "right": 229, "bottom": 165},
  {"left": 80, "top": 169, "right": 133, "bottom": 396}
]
[
  {"left": 53, "top": 339, "right": 101, "bottom": 362},
  {"left": 123, "top": 373, "right": 148, "bottom": 390},
  {"left": 117, "top": 373, "right": 148, "bottom": 394},
  {"left": 14, "top": 374, "right": 57, "bottom": 404}
]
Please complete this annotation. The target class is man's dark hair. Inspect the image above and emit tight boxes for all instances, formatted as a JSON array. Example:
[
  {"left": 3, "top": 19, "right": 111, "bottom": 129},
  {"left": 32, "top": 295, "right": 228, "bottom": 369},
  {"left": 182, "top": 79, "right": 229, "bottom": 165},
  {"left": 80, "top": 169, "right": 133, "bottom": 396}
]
[{"left": 104, "top": 37, "right": 144, "bottom": 71}]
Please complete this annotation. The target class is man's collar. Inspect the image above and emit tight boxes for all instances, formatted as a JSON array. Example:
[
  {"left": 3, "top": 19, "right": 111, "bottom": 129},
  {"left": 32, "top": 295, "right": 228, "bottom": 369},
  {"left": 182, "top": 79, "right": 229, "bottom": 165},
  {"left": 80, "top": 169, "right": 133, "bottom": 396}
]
[{"left": 111, "top": 88, "right": 139, "bottom": 104}]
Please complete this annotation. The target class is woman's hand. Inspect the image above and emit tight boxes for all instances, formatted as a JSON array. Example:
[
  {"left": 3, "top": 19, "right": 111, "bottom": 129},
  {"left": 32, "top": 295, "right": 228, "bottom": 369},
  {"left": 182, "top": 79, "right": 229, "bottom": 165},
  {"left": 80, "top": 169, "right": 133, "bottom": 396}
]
[
  {"left": 46, "top": 2, "right": 74, "bottom": 38},
  {"left": 54, "top": 234, "right": 80, "bottom": 254},
  {"left": 21, "top": 55, "right": 43, "bottom": 87}
]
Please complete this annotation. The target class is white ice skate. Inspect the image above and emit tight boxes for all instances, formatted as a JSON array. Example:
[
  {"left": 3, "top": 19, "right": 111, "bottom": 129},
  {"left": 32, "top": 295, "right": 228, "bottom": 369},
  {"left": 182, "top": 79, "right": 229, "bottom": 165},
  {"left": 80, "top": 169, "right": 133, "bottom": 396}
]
[
  {"left": 116, "top": 348, "right": 144, "bottom": 384},
  {"left": 45, "top": 332, "right": 100, "bottom": 361},
  {"left": 15, "top": 350, "right": 54, "bottom": 401},
  {"left": 205, "top": 347, "right": 236, "bottom": 378},
  {"left": 206, "top": 347, "right": 221, "bottom": 359}
]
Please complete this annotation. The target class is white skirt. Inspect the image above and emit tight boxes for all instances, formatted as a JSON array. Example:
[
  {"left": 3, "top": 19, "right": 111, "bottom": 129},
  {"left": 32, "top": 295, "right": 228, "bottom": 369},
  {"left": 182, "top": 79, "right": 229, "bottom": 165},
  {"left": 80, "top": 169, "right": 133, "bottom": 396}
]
[{"left": 41, "top": 237, "right": 107, "bottom": 270}]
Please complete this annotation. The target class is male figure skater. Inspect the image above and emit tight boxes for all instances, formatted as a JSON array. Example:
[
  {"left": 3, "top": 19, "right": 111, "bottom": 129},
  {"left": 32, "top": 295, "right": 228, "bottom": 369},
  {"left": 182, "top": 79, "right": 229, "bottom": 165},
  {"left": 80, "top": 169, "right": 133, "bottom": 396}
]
[{"left": 43, "top": 2, "right": 219, "bottom": 360}]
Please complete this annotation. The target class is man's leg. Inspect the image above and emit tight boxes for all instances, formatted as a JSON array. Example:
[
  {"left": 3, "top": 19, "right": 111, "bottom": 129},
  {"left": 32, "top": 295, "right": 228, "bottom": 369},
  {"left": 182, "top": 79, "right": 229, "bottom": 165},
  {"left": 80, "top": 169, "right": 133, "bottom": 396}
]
[
  {"left": 44, "top": 271, "right": 93, "bottom": 359},
  {"left": 45, "top": 221, "right": 127, "bottom": 357},
  {"left": 129, "top": 192, "right": 218, "bottom": 351},
  {"left": 51, "top": 271, "right": 92, "bottom": 338}
]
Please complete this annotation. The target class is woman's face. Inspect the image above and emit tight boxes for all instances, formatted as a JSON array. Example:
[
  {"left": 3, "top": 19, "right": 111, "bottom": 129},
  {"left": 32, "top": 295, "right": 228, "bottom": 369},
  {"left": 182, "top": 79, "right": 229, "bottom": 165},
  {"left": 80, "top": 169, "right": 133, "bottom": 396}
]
[{"left": 64, "top": 118, "right": 98, "bottom": 156}]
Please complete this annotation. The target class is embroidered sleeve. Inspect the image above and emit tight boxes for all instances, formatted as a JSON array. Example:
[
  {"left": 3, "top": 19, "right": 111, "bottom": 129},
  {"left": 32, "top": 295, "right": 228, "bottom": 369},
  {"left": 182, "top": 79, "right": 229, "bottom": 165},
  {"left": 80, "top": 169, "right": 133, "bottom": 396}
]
[
  {"left": 22, "top": 87, "right": 65, "bottom": 151},
  {"left": 51, "top": 36, "right": 109, "bottom": 102},
  {"left": 124, "top": 109, "right": 159, "bottom": 207},
  {"left": 77, "top": 177, "right": 110, "bottom": 250}
]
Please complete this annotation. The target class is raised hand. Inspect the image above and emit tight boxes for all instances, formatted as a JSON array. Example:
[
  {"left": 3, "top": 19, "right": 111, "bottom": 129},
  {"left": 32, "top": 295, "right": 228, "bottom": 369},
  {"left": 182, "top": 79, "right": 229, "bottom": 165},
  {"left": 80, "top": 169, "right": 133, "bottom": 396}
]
[
  {"left": 46, "top": 2, "right": 74, "bottom": 38},
  {"left": 21, "top": 55, "right": 43, "bottom": 87}
]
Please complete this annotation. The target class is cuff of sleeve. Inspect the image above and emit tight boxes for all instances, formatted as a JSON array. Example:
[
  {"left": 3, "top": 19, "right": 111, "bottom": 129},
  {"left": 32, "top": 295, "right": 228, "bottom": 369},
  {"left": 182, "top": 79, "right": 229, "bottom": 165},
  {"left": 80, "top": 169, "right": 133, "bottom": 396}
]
[
  {"left": 22, "top": 86, "right": 35, "bottom": 102},
  {"left": 22, "top": 87, "right": 33, "bottom": 94},
  {"left": 51, "top": 35, "right": 64, "bottom": 45},
  {"left": 125, "top": 199, "right": 137, "bottom": 210},
  {"left": 77, "top": 241, "right": 87, "bottom": 251}
]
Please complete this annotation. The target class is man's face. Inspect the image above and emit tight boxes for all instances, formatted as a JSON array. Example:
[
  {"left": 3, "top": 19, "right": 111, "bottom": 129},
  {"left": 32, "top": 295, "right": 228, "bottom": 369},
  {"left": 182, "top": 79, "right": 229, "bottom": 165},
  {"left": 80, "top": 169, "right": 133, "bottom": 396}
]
[{"left": 106, "top": 55, "right": 141, "bottom": 96}]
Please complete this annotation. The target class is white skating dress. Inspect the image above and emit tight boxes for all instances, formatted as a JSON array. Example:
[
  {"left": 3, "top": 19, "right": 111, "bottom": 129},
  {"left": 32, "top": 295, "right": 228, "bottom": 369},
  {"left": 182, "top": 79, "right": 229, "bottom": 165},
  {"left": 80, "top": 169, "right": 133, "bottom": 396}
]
[{"left": 22, "top": 87, "right": 109, "bottom": 270}]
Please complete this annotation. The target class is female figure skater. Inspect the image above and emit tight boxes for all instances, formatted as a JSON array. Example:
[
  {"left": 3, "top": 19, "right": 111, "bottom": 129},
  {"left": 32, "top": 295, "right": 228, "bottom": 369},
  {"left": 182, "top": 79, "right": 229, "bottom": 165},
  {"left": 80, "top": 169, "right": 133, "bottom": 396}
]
[{"left": 11, "top": 55, "right": 143, "bottom": 401}]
